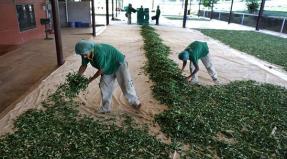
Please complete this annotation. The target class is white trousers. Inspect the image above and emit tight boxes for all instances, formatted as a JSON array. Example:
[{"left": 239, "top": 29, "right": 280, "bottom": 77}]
[
  {"left": 189, "top": 53, "right": 217, "bottom": 83},
  {"left": 99, "top": 61, "right": 140, "bottom": 112},
  {"left": 127, "top": 14, "right": 131, "bottom": 24}
]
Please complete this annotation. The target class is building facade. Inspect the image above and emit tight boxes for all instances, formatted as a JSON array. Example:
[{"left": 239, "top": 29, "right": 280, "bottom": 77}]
[{"left": 0, "top": 0, "right": 47, "bottom": 45}]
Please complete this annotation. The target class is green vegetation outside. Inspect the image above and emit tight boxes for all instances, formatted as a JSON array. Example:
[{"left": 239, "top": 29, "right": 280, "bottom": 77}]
[{"left": 200, "top": 29, "right": 287, "bottom": 71}]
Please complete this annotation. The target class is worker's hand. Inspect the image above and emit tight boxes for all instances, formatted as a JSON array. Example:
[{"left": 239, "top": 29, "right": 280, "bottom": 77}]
[{"left": 186, "top": 76, "right": 192, "bottom": 82}]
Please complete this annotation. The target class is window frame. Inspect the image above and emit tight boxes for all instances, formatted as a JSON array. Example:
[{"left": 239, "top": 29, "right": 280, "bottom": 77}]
[{"left": 16, "top": 4, "right": 37, "bottom": 32}]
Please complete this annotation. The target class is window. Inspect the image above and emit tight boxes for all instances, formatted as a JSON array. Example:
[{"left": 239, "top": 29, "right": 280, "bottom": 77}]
[{"left": 16, "top": 4, "right": 36, "bottom": 31}]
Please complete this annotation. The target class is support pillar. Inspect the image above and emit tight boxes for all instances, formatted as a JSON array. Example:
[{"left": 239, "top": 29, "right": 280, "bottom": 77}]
[{"left": 51, "top": 0, "right": 64, "bottom": 66}]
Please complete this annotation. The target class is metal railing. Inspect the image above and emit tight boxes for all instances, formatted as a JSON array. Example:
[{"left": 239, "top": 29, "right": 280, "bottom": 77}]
[{"left": 198, "top": 10, "right": 287, "bottom": 34}]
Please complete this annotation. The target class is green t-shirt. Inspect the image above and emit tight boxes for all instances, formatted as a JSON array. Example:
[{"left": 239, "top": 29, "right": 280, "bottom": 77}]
[
  {"left": 156, "top": 8, "right": 161, "bottom": 17},
  {"left": 186, "top": 41, "right": 209, "bottom": 64},
  {"left": 127, "top": 6, "right": 136, "bottom": 14},
  {"left": 81, "top": 44, "right": 125, "bottom": 75}
]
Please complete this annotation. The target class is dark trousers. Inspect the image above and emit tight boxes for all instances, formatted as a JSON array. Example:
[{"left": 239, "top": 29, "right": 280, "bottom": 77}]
[{"left": 151, "top": 16, "right": 159, "bottom": 25}]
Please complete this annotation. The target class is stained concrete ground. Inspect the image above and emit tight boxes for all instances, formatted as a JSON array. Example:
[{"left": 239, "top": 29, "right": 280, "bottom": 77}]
[{"left": 0, "top": 27, "right": 105, "bottom": 118}]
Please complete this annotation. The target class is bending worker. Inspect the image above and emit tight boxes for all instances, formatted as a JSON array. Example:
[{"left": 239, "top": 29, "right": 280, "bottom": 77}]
[
  {"left": 75, "top": 40, "right": 141, "bottom": 113},
  {"left": 178, "top": 41, "right": 218, "bottom": 84}
]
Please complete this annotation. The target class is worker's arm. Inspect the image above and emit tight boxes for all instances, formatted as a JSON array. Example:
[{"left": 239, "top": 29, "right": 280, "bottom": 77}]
[
  {"left": 181, "top": 60, "right": 187, "bottom": 72},
  {"left": 187, "top": 61, "right": 199, "bottom": 81},
  {"left": 89, "top": 69, "right": 103, "bottom": 83},
  {"left": 78, "top": 65, "right": 87, "bottom": 75}
]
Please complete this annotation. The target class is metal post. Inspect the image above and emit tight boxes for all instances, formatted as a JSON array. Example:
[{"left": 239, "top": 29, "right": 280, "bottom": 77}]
[
  {"left": 189, "top": 0, "right": 192, "bottom": 14},
  {"left": 228, "top": 0, "right": 234, "bottom": 24},
  {"left": 112, "top": 0, "right": 114, "bottom": 20},
  {"left": 280, "top": 18, "right": 286, "bottom": 33},
  {"left": 182, "top": 0, "right": 188, "bottom": 28},
  {"left": 106, "top": 0, "right": 109, "bottom": 25},
  {"left": 218, "top": 12, "right": 221, "bottom": 20},
  {"left": 241, "top": 14, "right": 245, "bottom": 25},
  {"left": 210, "top": 0, "right": 214, "bottom": 20},
  {"left": 91, "top": 0, "right": 96, "bottom": 36},
  {"left": 51, "top": 0, "right": 64, "bottom": 66},
  {"left": 203, "top": 10, "right": 205, "bottom": 17},
  {"left": 116, "top": 0, "right": 118, "bottom": 17},
  {"left": 198, "top": 0, "right": 201, "bottom": 17},
  {"left": 256, "top": 0, "right": 266, "bottom": 31},
  {"left": 65, "top": 0, "right": 68, "bottom": 24}
]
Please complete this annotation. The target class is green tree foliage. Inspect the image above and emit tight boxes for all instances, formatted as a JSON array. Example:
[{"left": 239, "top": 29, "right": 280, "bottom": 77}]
[
  {"left": 246, "top": 0, "right": 260, "bottom": 13},
  {"left": 202, "top": 0, "right": 219, "bottom": 7}
]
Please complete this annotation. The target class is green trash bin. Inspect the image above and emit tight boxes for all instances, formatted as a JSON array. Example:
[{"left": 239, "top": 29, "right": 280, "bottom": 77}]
[
  {"left": 137, "top": 7, "right": 144, "bottom": 25},
  {"left": 143, "top": 8, "right": 149, "bottom": 24},
  {"left": 136, "top": 8, "right": 149, "bottom": 25}
]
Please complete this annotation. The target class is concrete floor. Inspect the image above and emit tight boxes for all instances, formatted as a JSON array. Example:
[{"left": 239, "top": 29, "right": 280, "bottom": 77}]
[
  {"left": 0, "top": 27, "right": 105, "bottom": 118},
  {"left": 0, "top": 45, "right": 18, "bottom": 56}
]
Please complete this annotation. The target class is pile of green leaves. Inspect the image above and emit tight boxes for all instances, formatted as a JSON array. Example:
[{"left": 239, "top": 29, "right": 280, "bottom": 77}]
[
  {"left": 200, "top": 29, "right": 287, "bottom": 71},
  {"left": 141, "top": 25, "right": 287, "bottom": 158},
  {"left": 0, "top": 73, "right": 173, "bottom": 158},
  {"left": 65, "top": 72, "right": 89, "bottom": 98}
]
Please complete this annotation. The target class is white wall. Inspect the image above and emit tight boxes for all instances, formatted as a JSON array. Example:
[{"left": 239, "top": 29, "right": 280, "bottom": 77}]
[
  {"left": 68, "top": 1, "right": 91, "bottom": 24},
  {"left": 59, "top": 2, "right": 67, "bottom": 26}
]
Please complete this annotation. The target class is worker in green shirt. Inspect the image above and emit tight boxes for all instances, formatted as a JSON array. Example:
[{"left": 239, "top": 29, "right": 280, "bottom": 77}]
[
  {"left": 151, "top": 5, "right": 161, "bottom": 25},
  {"left": 75, "top": 40, "right": 141, "bottom": 113},
  {"left": 126, "top": 3, "right": 137, "bottom": 24},
  {"left": 178, "top": 41, "right": 218, "bottom": 84}
]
